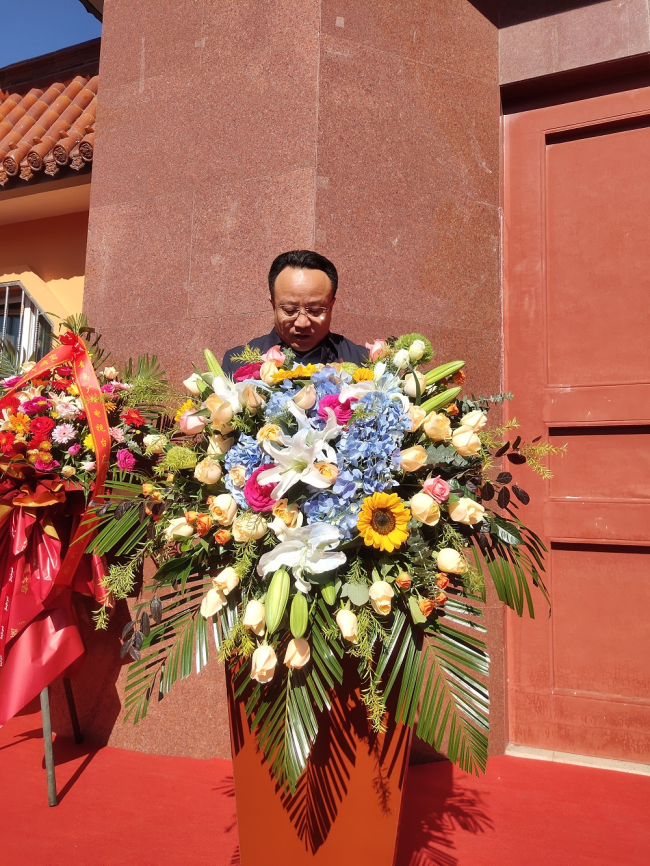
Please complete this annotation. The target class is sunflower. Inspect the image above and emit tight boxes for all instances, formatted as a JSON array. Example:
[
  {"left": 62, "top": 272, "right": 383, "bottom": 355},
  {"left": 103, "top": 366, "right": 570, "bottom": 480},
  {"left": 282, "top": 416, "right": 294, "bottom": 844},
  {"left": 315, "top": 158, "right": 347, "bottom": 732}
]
[
  {"left": 357, "top": 492, "right": 410, "bottom": 553},
  {"left": 272, "top": 364, "right": 321, "bottom": 382},
  {"left": 353, "top": 367, "right": 374, "bottom": 383}
]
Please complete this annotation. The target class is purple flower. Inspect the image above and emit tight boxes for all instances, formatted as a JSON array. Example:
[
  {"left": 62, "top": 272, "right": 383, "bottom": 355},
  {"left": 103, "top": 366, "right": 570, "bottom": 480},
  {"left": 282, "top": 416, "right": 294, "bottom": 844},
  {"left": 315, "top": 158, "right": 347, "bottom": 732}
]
[
  {"left": 116, "top": 448, "right": 136, "bottom": 472},
  {"left": 68, "top": 443, "right": 81, "bottom": 456}
]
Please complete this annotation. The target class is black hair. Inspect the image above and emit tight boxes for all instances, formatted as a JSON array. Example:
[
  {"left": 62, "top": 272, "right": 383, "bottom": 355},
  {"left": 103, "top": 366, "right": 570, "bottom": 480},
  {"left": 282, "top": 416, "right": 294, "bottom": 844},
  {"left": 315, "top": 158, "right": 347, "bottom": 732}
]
[{"left": 268, "top": 250, "right": 338, "bottom": 299}]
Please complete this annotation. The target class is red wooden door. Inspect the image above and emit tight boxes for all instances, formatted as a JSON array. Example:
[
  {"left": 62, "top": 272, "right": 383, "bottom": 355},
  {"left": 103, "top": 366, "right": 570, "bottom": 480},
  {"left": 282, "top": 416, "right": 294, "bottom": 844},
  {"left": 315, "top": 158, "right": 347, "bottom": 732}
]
[{"left": 504, "top": 85, "right": 650, "bottom": 764}]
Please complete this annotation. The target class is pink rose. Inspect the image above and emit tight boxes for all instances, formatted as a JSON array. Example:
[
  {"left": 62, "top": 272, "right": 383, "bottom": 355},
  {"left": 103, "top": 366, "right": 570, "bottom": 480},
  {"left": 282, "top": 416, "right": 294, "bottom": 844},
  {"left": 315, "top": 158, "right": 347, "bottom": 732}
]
[
  {"left": 233, "top": 363, "right": 262, "bottom": 382},
  {"left": 422, "top": 475, "right": 451, "bottom": 503},
  {"left": 68, "top": 443, "right": 81, "bottom": 456},
  {"left": 243, "top": 464, "right": 276, "bottom": 512},
  {"left": 365, "top": 339, "right": 389, "bottom": 361},
  {"left": 35, "top": 457, "right": 60, "bottom": 473},
  {"left": 179, "top": 410, "right": 207, "bottom": 435},
  {"left": 261, "top": 345, "right": 286, "bottom": 364},
  {"left": 116, "top": 448, "right": 136, "bottom": 472},
  {"left": 317, "top": 394, "right": 356, "bottom": 426}
]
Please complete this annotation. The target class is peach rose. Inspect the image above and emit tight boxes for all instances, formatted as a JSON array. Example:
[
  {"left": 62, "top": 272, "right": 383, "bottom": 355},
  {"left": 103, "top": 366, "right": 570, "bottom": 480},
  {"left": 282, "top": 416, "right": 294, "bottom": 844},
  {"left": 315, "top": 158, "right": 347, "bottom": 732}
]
[
  {"left": 284, "top": 638, "right": 311, "bottom": 669},
  {"left": 228, "top": 465, "right": 246, "bottom": 488},
  {"left": 257, "top": 424, "right": 282, "bottom": 444},
  {"left": 293, "top": 384, "right": 317, "bottom": 411},
  {"left": 272, "top": 499, "right": 303, "bottom": 528},
  {"left": 195, "top": 513, "right": 213, "bottom": 536},
  {"left": 211, "top": 565, "right": 240, "bottom": 595},
  {"left": 207, "top": 433, "right": 234, "bottom": 456},
  {"left": 400, "top": 445, "right": 428, "bottom": 472},
  {"left": 194, "top": 456, "right": 222, "bottom": 485},
  {"left": 365, "top": 339, "right": 389, "bottom": 361},
  {"left": 408, "top": 405, "right": 426, "bottom": 432},
  {"left": 423, "top": 412, "right": 452, "bottom": 442},
  {"left": 395, "top": 572, "right": 412, "bottom": 590},
  {"left": 214, "top": 529, "right": 232, "bottom": 545},
  {"left": 369, "top": 581, "right": 394, "bottom": 616},
  {"left": 335, "top": 608, "right": 358, "bottom": 642},
  {"left": 241, "top": 384, "right": 265, "bottom": 412},
  {"left": 208, "top": 493, "right": 237, "bottom": 526},
  {"left": 436, "top": 548, "right": 467, "bottom": 574},
  {"left": 419, "top": 598, "right": 435, "bottom": 617},
  {"left": 451, "top": 426, "right": 481, "bottom": 457},
  {"left": 314, "top": 462, "right": 339, "bottom": 485},
  {"left": 232, "top": 512, "right": 267, "bottom": 542},
  {"left": 410, "top": 491, "right": 441, "bottom": 526},
  {"left": 448, "top": 497, "right": 486, "bottom": 526},
  {"left": 164, "top": 515, "right": 194, "bottom": 542},
  {"left": 200, "top": 587, "right": 227, "bottom": 617},
  {"left": 435, "top": 573, "right": 450, "bottom": 590},
  {"left": 403, "top": 372, "right": 426, "bottom": 398},
  {"left": 460, "top": 409, "right": 487, "bottom": 431},
  {"left": 204, "top": 393, "right": 234, "bottom": 432},
  {"left": 251, "top": 645, "right": 277, "bottom": 683},
  {"left": 260, "top": 360, "right": 281, "bottom": 385},
  {"left": 242, "top": 599, "right": 265, "bottom": 636}
]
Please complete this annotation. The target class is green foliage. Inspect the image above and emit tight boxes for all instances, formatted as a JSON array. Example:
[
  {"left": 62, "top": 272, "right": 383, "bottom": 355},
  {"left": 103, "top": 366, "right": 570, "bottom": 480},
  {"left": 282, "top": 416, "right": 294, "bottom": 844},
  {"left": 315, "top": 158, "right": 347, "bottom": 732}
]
[
  {"left": 228, "top": 345, "right": 263, "bottom": 364},
  {"left": 122, "top": 354, "right": 178, "bottom": 413},
  {"left": 520, "top": 441, "right": 567, "bottom": 480},
  {"left": 158, "top": 445, "right": 198, "bottom": 472},
  {"left": 230, "top": 409, "right": 258, "bottom": 435}
]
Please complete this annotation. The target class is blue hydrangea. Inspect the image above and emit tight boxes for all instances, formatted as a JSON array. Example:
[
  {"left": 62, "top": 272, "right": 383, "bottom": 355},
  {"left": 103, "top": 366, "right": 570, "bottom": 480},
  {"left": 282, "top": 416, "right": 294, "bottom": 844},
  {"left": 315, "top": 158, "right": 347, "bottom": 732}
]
[
  {"left": 263, "top": 381, "right": 299, "bottom": 424},
  {"left": 224, "top": 434, "right": 266, "bottom": 507},
  {"left": 303, "top": 469, "right": 363, "bottom": 540}
]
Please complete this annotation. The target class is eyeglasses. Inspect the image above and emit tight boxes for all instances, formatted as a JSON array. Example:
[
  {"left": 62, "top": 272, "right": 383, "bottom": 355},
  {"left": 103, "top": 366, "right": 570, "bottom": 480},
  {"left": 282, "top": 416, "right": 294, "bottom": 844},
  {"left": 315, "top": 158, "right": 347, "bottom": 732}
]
[{"left": 276, "top": 304, "right": 330, "bottom": 321}]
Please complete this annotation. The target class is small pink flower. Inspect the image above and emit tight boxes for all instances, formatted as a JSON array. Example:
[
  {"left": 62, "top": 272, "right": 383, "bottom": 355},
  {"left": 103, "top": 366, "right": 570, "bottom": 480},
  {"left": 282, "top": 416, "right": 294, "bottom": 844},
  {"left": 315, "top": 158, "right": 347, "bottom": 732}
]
[
  {"left": 317, "top": 394, "right": 356, "bottom": 426},
  {"left": 179, "top": 410, "right": 207, "bottom": 435},
  {"left": 82, "top": 460, "right": 96, "bottom": 472},
  {"left": 101, "top": 383, "right": 117, "bottom": 394},
  {"left": 35, "top": 457, "right": 60, "bottom": 473},
  {"left": 116, "top": 448, "right": 136, "bottom": 472},
  {"left": 68, "top": 443, "right": 81, "bottom": 456},
  {"left": 52, "top": 423, "right": 76, "bottom": 444},
  {"left": 261, "top": 345, "right": 286, "bottom": 364},
  {"left": 422, "top": 476, "right": 451, "bottom": 503},
  {"left": 1, "top": 375, "right": 21, "bottom": 388},
  {"left": 365, "top": 339, "right": 389, "bottom": 361},
  {"left": 110, "top": 427, "right": 126, "bottom": 443},
  {"left": 243, "top": 464, "right": 276, "bottom": 512}
]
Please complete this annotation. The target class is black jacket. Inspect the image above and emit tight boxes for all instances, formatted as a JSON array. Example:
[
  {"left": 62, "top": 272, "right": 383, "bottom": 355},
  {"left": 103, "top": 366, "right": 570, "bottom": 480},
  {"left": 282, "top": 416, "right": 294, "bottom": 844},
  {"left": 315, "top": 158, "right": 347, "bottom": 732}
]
[{"left": 221, "top": 328, "right": 367, "bottom": 378}]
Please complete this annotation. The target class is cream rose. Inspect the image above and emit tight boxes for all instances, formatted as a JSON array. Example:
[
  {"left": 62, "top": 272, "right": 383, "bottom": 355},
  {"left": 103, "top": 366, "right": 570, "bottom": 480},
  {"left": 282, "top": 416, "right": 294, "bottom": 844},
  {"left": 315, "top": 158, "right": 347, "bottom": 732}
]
[
  {"left": 293, "top": 383, "right": 318, "bottom": 411},
  {"left": 403, "top": 372, "right": 426, "bottom": 398},
  {"left": 242, "top": 599, "right": 265, "bottom": 636},
  {"left": 423, "top": 412, "right": 452, "bottom": 442},
  {"left": 448, "top": 497, "right": 486, "bottom": 526},
  {"left": 208, "top": 493, "right": 237, "bottom": 526},
  {"left": 194, "top": 456, "right": 222, "bottom": 485},
  {"left": 207, "top": 433, "right": 234, "bottom": 456},
  {"left": 284, "top": 638, "right": 311, "bottom": 669},
  {"left": 451, "top": 425, "right": 481, "bottom": 457},
  {"left": 182, "top": 373, "right": 202, "bottom": 396},
  {"left": 400, "top": 445, "right": 428, "bottom": 472},
  {"left": 241, "top": 384, "right": 265, "bottom": 412},
  {"left": 408, "top": 405, "right": 426, "bottom": 432},
  {"left": 61, "top": 465, "right": 76, "bottom": 478},
  {"left": 410, "top": 491, "right": 441, "bottom": 526},
  {"left": 369, "top": 581, "right": 394, "bottom": 616},
  {"left": 229, "top": 465, "right": 246, "bottom": 488},
  {"left": 200, "top": 586, "right": 228, "bottom": 617},
  {"left": 436, "top": 548, "right": 467, "bottom": 574},
  {"left": 251, "top": 645, "right": 277, "bottom": 683},
  {"left": 335, "top": 609, "right": 358, "bottom": 642},
  {"left": 260, "top": 360, "right": 280, "bottom": 385},
  {"left": 392, "top": 348, "right": 410, "bottom": 369},
  {"left": 408, "top": 339, "right": 427, "bottom": 362},
  {"left": 211, "top": 565, "right": 240, "bottom": 595},
  {"left": 232, "top": 512, "right": 267, "bottom": 542},
  {"left": 460, "top": 409, "right": 487, "bottom": 431},
  {"left": 102, "top": 365, "right": 118, "bottom": 380},
  {"left": 164, "top": 515, "right": 194, "bottom": 542},
  {"left": 142, "top": 433, "right": 168, "bottom": 454}
]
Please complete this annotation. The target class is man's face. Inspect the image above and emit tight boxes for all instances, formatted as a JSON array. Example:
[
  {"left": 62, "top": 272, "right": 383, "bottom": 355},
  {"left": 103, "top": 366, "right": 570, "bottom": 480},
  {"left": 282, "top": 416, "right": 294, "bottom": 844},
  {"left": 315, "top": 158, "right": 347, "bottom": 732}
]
[{"left": 271, "top": 267, "right": 336, "bottom": 352}]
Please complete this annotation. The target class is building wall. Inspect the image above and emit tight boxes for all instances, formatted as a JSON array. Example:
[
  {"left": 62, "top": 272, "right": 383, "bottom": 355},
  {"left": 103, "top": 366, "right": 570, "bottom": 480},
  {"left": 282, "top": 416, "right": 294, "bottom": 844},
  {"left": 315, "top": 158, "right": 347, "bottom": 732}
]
[
  {"left": 79, "top": 0, "right": 502, "bottom": 759},
  {"left": 0, "top": 210, "right": 88, "bottom": 326}
]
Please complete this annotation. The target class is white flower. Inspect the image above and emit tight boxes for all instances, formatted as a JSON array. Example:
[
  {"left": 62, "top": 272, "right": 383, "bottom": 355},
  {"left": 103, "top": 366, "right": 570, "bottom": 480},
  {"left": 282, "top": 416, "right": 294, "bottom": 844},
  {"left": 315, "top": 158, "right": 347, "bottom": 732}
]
[
  {"left": 81, "top": 460, "right": 96, "bottom": 472},
  {"left": 200, "top": 587, "right": 227, "bottom": 617},
  {"left": 183, "top": 373, "right": 202, "bottom": 396},
  {"left": 257, "top": 522, "right": 346, "bottom": 593},
  {"left": 408, "top": 339, "right": 427, "bottom": 362},
  {"left": 258, "top": 428, "right": 338, "bottom": 500},
  {"left": 50, "top": 394, "right": 83, "bottom": 420},
  {"left": 393, "top": 348, "right": 410, "bottom": 369},
  {"left": 103, "top": 366, "right": 118, "bottom": 380},
  {"left": 143, "top": 433, "right": 167, "bottom": 454}
]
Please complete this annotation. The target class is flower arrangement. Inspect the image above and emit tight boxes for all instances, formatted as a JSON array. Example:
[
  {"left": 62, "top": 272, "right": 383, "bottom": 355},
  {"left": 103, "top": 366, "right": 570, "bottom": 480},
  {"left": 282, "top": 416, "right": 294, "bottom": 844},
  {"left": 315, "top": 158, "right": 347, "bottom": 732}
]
[{"left": 110, "top": 334, "right": 563, "bottom": 791}]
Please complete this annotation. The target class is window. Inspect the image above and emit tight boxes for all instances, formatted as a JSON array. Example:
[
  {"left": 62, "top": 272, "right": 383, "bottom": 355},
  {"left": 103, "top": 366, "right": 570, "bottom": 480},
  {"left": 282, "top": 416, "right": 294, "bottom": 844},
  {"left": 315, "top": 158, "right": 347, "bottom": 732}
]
[{"left": 0, "top": 282, "right": 54, "bottom": 365}]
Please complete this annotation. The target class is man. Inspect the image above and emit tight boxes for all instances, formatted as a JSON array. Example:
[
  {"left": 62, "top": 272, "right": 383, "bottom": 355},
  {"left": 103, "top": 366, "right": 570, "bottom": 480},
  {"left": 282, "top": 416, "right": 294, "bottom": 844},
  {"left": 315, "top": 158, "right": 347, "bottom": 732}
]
[{"left": 221, "top": 250, "right": 367, "bottom": 377}]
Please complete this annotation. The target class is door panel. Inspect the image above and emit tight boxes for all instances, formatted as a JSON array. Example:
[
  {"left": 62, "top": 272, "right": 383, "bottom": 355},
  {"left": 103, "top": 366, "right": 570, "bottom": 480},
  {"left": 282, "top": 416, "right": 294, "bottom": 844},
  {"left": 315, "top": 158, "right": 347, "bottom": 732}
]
[{"left": 504, "top": 86, "right": 650, "bottom": 763}]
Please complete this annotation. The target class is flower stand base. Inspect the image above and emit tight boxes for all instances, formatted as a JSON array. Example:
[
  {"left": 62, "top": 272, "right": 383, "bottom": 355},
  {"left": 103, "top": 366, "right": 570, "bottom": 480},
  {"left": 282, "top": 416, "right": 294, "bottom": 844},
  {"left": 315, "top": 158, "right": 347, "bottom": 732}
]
[{"left": 226, "top": 666, "right": 411, "bottom": 865}]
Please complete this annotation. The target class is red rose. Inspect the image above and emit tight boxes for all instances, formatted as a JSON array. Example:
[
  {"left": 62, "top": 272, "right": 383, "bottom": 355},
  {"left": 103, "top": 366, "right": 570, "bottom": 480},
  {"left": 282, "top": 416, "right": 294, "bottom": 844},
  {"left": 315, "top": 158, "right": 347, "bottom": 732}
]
[
  {"left": 234, "top": 363, "right": 262, "bottom": 382},
  {"left": 30, "top": 416, "right": 55, "bottom": 436}
]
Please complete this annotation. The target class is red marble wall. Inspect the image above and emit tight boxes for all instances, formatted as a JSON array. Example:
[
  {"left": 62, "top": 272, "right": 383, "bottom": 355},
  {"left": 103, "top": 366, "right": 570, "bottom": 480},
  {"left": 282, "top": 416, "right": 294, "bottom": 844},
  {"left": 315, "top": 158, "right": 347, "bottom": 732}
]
[{"left": 77, "top": 0, "right": 502, "bottom": 758}]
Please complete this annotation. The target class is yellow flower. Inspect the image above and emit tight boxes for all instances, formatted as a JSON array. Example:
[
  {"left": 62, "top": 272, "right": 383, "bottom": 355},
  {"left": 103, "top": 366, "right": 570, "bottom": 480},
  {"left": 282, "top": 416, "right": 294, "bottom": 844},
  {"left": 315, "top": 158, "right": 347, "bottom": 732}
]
[
  {"left": 353, "top": 368, "right": 374, "bottom": 383},
  {"left": 257, "top": 423, "right": 282, "bottom": 444},
  {"left": 67, "top": 383, "right": 80, "bottom": 396},
  {"left": 103, "top": 399, "right": 116, "bottom": 412},
  {"left": 174, "top": 398, "right": 195, "bottom": 423},
  {"left": 357, "top": 492, "right": 410, "bottom": 553},
  {"left": 273, "top": 364, "right": 321, "bottom": 382},
  {"left": 9, "top": 413, "right": 31, "bottom": 435},
  {"left": 84, "top": 433, "right": 95, "bottom": 452}
]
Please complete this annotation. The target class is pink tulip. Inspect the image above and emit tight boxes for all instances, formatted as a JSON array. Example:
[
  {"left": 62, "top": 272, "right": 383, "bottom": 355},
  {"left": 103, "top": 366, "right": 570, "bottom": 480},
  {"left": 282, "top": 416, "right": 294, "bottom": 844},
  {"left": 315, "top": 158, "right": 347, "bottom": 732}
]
[{"left": 365, "top": 339, "right": 389, "bottom": 361}]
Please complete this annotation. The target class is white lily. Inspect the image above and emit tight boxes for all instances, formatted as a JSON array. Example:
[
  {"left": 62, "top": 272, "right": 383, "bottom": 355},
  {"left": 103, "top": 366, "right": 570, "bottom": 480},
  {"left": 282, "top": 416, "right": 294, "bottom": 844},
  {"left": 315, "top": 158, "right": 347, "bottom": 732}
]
[
  {"left": 257, "top": 522, "right": 346, "bottom": 593},
  {"left": 339, "top": 362, "right": 409, "bottom": 411},
  {"left": 258, "top": 428, "right": 337, "bottom": 500}
]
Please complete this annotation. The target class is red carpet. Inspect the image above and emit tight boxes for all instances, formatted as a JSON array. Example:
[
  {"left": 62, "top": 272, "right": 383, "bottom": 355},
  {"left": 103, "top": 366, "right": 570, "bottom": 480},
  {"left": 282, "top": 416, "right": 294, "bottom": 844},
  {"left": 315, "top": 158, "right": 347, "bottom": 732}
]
[{"left": 2, "top": 707, "right": 649, "bottom": 866}]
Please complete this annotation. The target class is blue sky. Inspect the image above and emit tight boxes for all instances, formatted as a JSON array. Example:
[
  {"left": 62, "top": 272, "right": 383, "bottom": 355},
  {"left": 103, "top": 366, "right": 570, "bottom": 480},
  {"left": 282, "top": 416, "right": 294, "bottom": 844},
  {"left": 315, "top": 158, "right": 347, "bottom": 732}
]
[{"left": 0, "top": 0, "right": 101, "bottom": 68}]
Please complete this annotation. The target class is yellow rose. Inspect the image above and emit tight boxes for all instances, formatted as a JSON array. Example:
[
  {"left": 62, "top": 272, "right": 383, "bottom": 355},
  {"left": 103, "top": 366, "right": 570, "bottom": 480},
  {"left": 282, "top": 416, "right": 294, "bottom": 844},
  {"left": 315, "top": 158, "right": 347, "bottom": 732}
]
[
  {"left": 448, "top": 497, "right": 486, "bottom": 526},
  {"left": 251, "top": 645, "right": 277, "bottom": 683},
  {"left": 451, "top": 425, "right": 481, "bottom": 457},
  {"left": 272, "top": 498, "right": 303, "bottom": 528},
  {"left": 335, "top": 609, "right": 358, "bottom": 642},
  {"left": 232, "top": 512, "right": 267, "bottom": 542},
  {"left": 194, "top": 456, "right": 222, "bottom": 485},
  {"left": 369, "top": 581, "right": 395, "bottom": 616},
  {"left": 284, "top": 638, "right": 311, "bottom": 669},
  {"left": 423, "top": 412, "right": 452, "bottom": 442},
  {"left": 460, "top": 410, "right": 487, "bottom": 431},
  {"left": 314, "top": 462, "right": 339, "bottom": 485},
  {"left": 436, "top": 548, "right": 467, "bottom": 574},
  {"left": 400, "top": 445, "right": 428, "bottom": 472},
  {"left": 242, "top": 599, "right": 265, "bottom": 636},
  {"left": 293, "top": 384, "right": 317, "bottom": 411},
  {"left": 208, "top": 493, "right": 237, "bottom": 526},
  {"left": 204, "top": 393, "right": 234, "bottom": 432},
  {"left": 408, "top": 404, "right": 426, "bottom": 432},
  {"left": 210, "top": 565, "right": 240, "bottom": 595},
  {"left": 207, "top": 433, "right": 234, "bottom": 456},
  {"left": 410, "top": 491, "right": 441, "bottom": 526},
  {"left": 229, "top": 465, "right": 246, "bottom": 488},
  {"left": 257, "top": 424, "right": 282, "bottom": 444}
]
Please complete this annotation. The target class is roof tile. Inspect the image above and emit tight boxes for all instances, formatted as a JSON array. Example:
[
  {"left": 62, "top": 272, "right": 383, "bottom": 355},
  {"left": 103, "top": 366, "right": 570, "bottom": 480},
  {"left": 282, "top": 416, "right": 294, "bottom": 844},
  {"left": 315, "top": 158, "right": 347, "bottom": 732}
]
[{"left": 0, "top": 74, "right": 98, "bottom": 187}]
